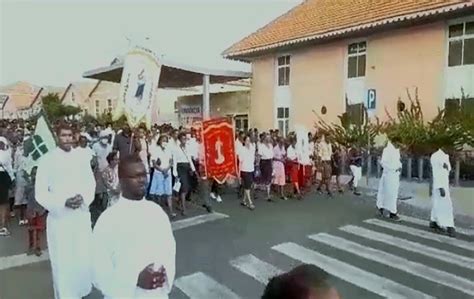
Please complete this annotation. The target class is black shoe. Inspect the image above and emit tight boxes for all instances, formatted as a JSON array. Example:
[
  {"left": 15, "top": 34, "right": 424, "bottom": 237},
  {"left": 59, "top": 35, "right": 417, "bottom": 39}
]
[
  {"left": 447, "top": 227, "right": 456, "bottom": 238},
  {"left": 327, "top": 192, "right": 333, "bottom": 198},
  {"left": 267, "top": 198, "right": 274, "bottom": 202},
  {"left": 429, "top": 221, "right": 439, "bottom": 229},
  {"left": 377, "top": 208, "right": 384, "bottom": 217},
  {"left": 353, "top": 191, "right": 361, "bottom": 196},
  {"left": 389, "top": 213, "right": 401, "bottom": 222},
  {"left": 202, "top": 204, "right": 213, "bottom": 213}
]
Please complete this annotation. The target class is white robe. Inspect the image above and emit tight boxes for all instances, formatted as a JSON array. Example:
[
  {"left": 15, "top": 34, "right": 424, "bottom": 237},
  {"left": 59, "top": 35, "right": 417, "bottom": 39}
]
[
  {"left": 35, "top": 147, "right": 96, "bottom": 299},
  {"left": 92, "top": 196, "right": 176, "bottom": 299},
  {"left": 376, "top": 142, "right": 402, "bottom": 214},
  {"left": 430, "top": 149, "right": 455, "bottom": 228}
]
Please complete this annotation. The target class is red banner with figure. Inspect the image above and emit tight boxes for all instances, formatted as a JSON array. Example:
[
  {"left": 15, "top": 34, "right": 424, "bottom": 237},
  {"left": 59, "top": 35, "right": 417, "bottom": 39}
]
[{"left": 202, "top": 118, "right": 237, "bottom": 183}]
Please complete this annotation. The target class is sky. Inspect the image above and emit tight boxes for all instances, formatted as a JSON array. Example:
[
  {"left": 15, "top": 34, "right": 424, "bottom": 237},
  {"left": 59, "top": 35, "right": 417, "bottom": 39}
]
[{"left": 0, "top": 0, "right": 301, "bottom": 87}]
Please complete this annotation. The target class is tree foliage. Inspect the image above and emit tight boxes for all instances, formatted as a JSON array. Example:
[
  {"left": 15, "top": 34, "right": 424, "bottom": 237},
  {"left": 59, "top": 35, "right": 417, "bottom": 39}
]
[{"left": 42, "top": 93, "right": 82, "bottom": 121}]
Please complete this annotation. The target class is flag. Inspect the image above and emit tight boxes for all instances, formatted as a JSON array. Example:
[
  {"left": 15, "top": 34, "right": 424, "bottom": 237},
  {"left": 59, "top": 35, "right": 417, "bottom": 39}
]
[
  {"left": 202, "top": 118, "right": 238, "bottom": 184},
  {"left": 114, "top": 46, "right": 162, "bottom": 129},
  {"left": 23, "top": 114, "right": 57, "bottom": 174}
]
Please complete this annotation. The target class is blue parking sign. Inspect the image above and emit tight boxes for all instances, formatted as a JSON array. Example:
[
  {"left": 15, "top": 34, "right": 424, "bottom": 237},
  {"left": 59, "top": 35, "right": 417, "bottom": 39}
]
[{"left": 367, "top": 89, "right": 376, "bottom": 110}]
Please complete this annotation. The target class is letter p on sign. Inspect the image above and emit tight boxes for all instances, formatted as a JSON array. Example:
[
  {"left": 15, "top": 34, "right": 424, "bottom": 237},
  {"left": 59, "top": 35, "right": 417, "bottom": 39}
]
[{"left": 367, "top": 89, "right": 376, "bottom": 110}]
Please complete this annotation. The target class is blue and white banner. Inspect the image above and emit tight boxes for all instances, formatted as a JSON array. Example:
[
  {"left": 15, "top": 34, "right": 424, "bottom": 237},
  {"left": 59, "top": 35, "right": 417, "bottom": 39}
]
[{"left": 114, "top": 46, "right": 162, "bottom": 128}]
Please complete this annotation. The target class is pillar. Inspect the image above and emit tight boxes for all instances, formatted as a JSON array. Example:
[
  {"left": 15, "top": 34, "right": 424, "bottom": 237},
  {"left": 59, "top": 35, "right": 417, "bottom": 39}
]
[
  {"left": 407, "top": 157, "right": 412, "bottom": 180},
  {"left": 202, "top": 74, "right": 210, "bottom": 120}
]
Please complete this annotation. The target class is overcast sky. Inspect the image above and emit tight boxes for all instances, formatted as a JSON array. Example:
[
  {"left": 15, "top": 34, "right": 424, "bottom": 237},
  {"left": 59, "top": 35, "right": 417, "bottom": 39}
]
[{"left": 0, "top": 0, "right": 300, "bottom": 87}]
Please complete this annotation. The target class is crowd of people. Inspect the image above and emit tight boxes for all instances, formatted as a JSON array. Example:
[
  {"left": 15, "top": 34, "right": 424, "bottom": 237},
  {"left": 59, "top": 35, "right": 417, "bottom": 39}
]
[{"left": 0, "top": 117, "right": 457, "bottom": 298}]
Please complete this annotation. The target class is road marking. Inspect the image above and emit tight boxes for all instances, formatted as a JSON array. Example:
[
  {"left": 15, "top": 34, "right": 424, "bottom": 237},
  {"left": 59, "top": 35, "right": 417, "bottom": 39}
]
[
  {"left": 171, "top": 212, "right": 229, "bottom": 231},
  {"left": 175, "top": 272, "right": 241, "bottom": 299},
  {"left": 272, "top": 242, "right": 434, "bottom": 299},
  {"left": 230, "top": 254, "right": 284, "bottom": 284},
  {"left": 399, "top": 215, "right": 474, "bottom": 237},
  {"left": 365, "top": 219, "right": 474, "bottom": 252},
  {"left": 310, "top": 233, "right": 474, "bottom": 296},
  {"left": 340, "top": 225, "right": 474, "bottom": 270},
  {"left": 0, "top": 213, "right": 229, "bottom": 271},
  {"left": 0, "top": 252, "right": 50, "bottom": 271}
]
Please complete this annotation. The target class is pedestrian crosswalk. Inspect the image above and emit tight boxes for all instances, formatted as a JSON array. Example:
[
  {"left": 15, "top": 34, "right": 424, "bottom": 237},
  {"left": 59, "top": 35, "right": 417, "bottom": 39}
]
[{"left": 173, "top": 216, "right": 474, "bottom": 299}]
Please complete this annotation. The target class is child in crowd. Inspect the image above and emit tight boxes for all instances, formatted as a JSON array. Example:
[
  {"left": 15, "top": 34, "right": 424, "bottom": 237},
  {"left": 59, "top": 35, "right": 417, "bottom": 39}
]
[{"left": 25, "top": 167, "right": 46, "bottom": 256}]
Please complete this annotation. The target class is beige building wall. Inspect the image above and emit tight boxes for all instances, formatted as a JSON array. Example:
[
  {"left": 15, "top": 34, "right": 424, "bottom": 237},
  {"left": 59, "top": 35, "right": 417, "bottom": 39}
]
[
  {"left": 249, "top": 21, "right": 451, "bottom": 131},
  {"left": 250, "top": 58, "right": 274, "bottom": 129},
  {"left": 89, "top": 81, "right": 120, "bottom": 117}
]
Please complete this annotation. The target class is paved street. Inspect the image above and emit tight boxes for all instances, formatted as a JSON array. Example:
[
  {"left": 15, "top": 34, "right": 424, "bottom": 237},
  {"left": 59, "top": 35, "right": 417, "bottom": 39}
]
[{"left": 1, "top": 189, "right": 473, "bottom": 299}]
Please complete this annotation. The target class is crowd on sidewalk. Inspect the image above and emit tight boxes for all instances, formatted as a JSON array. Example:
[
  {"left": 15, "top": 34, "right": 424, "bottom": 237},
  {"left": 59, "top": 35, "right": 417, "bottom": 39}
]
[{"left": 0, "top": 117, "right": 458, "bottom": 298}]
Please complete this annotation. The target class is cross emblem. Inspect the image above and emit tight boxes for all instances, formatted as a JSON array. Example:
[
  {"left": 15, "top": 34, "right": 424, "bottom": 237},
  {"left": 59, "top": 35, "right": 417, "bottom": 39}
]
[{"left": 24, "top": 135, "right": 49, "bottom": 161}]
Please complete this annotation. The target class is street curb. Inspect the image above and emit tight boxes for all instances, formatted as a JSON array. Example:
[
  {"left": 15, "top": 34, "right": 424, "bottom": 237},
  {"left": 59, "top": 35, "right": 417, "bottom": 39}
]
[{"left": 360, "top": 187, "right": 474, "bottom": 231}]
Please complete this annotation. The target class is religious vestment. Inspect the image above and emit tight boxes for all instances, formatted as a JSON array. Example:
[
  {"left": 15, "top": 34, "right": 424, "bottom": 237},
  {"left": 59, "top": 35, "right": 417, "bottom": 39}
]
[
  {"left": 92, "top": 196, "right": 176, "bottom": 299},
  {"left": 376, "top": 142, "right": 402, "bottom": 214},
  {"left": 430, "top": 149, "right": 455, "bottom": 228},
  {"left": 35, "top": 147, "right": 96, "bottom": 299}
]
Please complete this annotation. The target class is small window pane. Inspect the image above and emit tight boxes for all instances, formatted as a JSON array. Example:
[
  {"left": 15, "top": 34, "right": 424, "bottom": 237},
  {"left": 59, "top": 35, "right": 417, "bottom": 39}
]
[
  {"left": 284, "top": 108, "right": 289, "bottom": 118},
  {"left": 284, "top": 120, "right": 289, "bottom": 137},
  {"left": 284, "top": 67, "right": 290, "bottom": 85},
  {"left": 358, "top": 42, "right": 367, "bottom": 52},
  {"left": 278, "top": 120, "right": 284, "bottom": 133},
  {"left": 348, "top": 43, "right": 358, "bottom": 54},
  {"left": 278, "top": 68, "right": 285, "bottom": 86},
  {"left": 463, "top": 38, "right": 474, "bottom": 65},
  {"left": 449, "top": 24, "right": 464, "bottom": 38},
  {"left": 448, "top": 40, "right": 463, "bottom": 66},
  {"left": 348, "top": 56, "right": 358, "bottom": 78},
  {"left": 465, "top": 21, "right": 474, "bottom": 35},
  {"left": 357, "top": 54, "right": 366, "bottom": 77},
  {"left": 285, "top": 56, "right": 291, "bottom": 65},
  {"left": 277, "top": 107, "right": 284, "bottom": 118},
  {"left": 278, "top": 56, "right": 286, "bottom": 66},
  {"left": 243, "top": 119, "right": 248, "bottom": 131}
]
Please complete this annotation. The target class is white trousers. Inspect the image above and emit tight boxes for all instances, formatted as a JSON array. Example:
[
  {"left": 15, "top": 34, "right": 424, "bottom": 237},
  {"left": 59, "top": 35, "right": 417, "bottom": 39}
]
[{"left": 350, "top": 165, "right": 362, "bottom": 188}]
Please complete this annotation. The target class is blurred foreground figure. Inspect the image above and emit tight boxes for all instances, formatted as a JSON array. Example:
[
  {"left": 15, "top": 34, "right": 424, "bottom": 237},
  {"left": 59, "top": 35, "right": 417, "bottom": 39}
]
[
  {"left": 262, "top": 264, "right": 340, "bottom": 299},
  {"left": 92, "top": 155, "right": 176, "bottom": 298}
]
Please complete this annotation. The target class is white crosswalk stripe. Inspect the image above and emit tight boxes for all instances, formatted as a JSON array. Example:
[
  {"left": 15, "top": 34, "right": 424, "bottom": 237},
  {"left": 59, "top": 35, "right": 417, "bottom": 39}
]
[
  {"left": 365, "top": 219, "right": 474, "bottom": 252},
  {"left": 272, "top": 242, "right": 434, "bottom": 299},
  {"left": 175, "top": 272, "right": 241, "bottom": 299},
  {"left": 340, "top": 225, "right": 474, "bottom": 270},
  {"left": 399, "top": 215, "right": 474, "bottom": 236},
  {"left": 309, "top": 233, "right": 474, "bottom": 296},
  {"left": 171, "top": 212, "right": 229, "bottom": 231},
  {"left": 230, "top": 254, "right": 283, "bottom": 284},
  {"left": 0, "top": 252, "right": 50, "bottom": 271}
]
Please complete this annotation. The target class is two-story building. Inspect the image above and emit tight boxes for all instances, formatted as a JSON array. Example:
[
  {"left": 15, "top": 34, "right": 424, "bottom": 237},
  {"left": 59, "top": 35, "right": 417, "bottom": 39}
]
[{"left": 223, "top": 0, "right": 474, "bottom": 136}]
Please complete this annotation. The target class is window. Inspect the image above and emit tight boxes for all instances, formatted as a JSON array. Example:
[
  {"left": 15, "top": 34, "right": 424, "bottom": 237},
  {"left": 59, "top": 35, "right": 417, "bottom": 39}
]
[
  {"left": 277, "top": 107, "right": 289, "bottom": 136},
  {"left": 277, "top": 55, "right": 290, "bottom": 86},
  {"left": 347, "top": 42, "right": 367, "bottom": 78},
  {"left": 345, "top": 103, "right": 364, "bottom": 126},
  {"left": 234, "top": 114, "right": 249, "bottom": 132},
  {"left": 107, "top": 99, "right": 113, "bottom": 113},
  {"left": 448, "top": 21, "right": 474, "bottom": 66},
  {"left": 95, "top": 100, "right": 100, "bottom": 116}
]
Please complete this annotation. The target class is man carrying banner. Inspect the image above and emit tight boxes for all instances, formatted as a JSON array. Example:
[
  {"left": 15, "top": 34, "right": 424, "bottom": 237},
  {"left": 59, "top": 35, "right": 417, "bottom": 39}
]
[{"left": 35, "top": 122, "right": 96, "bottom": 299}]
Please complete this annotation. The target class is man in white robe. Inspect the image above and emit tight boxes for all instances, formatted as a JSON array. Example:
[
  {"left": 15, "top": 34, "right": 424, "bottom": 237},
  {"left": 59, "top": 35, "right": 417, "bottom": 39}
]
[
  {"left": 35, "top": 124, "right": 96, "bottom": 299},
  {"left": 376, "top": 139, "right": 402, "bottom": 221},
  {"left": 430, "top": 149, "right": 456, "bottom": 237},
  {"left": 92, "top": 154, "right": 176, "bottom": 299}
]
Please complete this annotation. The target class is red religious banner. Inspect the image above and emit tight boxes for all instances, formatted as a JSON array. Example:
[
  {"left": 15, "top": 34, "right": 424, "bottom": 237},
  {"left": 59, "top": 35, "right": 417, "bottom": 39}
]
[{"left": 202, "top": 117, "right": 237, "bottom": 184}]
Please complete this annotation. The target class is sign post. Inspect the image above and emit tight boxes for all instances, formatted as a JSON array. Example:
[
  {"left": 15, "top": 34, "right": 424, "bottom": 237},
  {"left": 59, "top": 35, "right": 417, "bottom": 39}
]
[{"left": 366, "top": 89, "right": 376, "bottom": 186}]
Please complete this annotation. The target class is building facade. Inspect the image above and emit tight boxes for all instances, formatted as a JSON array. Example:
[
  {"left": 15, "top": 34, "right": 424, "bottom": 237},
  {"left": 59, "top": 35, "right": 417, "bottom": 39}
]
[
  {"left": 176, "top": 82, "right": 250, "bottom": 131},
  {"left": 223, "top": 0, "right": 474, "bottom": 135}
]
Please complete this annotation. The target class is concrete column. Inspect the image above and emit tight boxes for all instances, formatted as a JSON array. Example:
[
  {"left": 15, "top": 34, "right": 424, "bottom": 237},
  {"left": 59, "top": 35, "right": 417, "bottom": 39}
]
[
  {"left": 407, "top": 157, "right": 412, "bottom": 180},
  {"left": 455, "top": 158, "right": 461, "bottom": 186},
  {"left": 202, "top": 74, "right": 210, "bottom": 120},
  {"left": 376, "top": 156, "right": 381, "bottom": 178},
  {"left": 418, "top": 157, "right": 424, "bottom": 181}
]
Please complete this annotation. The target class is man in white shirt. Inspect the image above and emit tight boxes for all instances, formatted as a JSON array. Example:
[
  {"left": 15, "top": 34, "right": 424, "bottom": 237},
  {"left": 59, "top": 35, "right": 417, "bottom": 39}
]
[
  {"left": 91, "top": 131, "right": 113, "bottom": 227},
  {"left": 92, "top": 155, "right": 176, "bottom": 298},
  {"left": 35, "top": 123, "right": 96, "bottom": 298}
]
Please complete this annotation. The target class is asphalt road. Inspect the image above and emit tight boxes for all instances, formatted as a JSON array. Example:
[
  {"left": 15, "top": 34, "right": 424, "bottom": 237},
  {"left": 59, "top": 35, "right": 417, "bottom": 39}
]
[{"left": 1, "top": 188, "right": 473, "bottom": 299}]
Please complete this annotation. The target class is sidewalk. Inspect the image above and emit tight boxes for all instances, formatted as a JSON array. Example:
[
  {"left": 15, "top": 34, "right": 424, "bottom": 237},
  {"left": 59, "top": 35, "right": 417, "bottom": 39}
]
[{"left": 358, "top": 176, "right": 474, "bottom": 219}]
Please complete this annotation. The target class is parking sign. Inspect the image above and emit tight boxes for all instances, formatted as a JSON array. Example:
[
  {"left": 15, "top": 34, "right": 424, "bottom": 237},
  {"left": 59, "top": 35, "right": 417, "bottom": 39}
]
[{"left": 367, "top": 89, "right": 376, "bottom": 110}]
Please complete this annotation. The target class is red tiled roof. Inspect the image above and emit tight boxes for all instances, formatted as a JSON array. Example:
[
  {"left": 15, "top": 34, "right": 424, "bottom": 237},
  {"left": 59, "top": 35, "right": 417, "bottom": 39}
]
[{"left": 223, "top": 0, "right": 474, "bottom": 59}]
